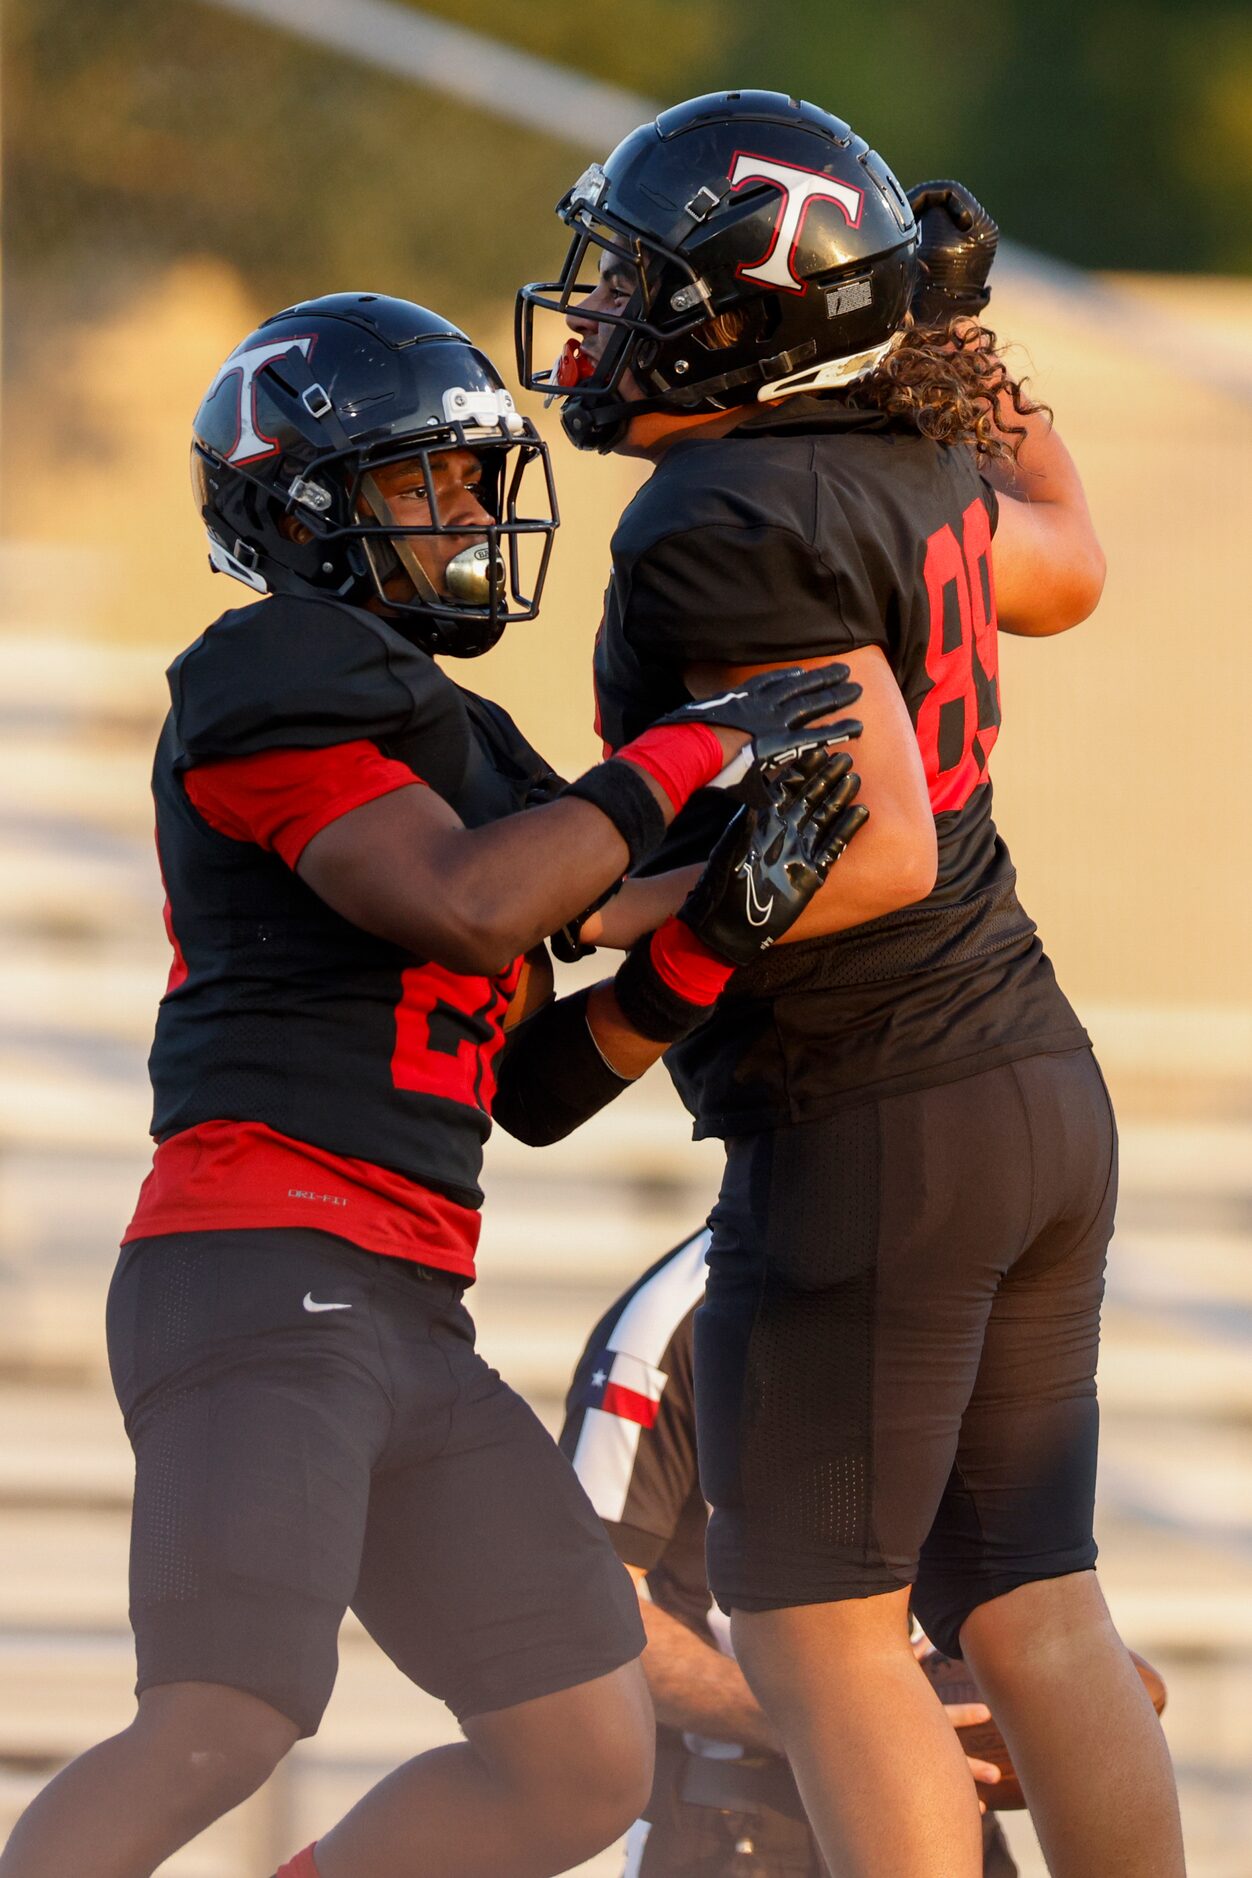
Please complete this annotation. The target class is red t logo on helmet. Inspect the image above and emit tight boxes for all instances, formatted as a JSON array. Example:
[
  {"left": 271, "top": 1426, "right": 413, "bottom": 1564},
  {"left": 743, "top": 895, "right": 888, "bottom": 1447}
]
[{"left": 729, "top": 151, "right": 864, "bottom": 294}]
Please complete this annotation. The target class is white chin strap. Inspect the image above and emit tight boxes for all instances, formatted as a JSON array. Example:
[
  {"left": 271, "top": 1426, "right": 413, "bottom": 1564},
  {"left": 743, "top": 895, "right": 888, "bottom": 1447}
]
[
  {"left": 207, "top": 533, "right": 269, "bottom": 593},
  {"left": 758, "top": 330, "right": 904, "bottom": 403}
]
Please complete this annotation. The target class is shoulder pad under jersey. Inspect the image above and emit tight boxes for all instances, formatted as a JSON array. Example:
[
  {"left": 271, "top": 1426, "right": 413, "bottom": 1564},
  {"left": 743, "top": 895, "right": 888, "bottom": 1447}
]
[
  {"left": 459, "top": 689, "right": 567, "bottom": 803},
  {"left": 613, "top": 433, "right": 817, "bottom": 568},
  {"left": 168, "top": 596, "right": 460, "bottom": 767}
]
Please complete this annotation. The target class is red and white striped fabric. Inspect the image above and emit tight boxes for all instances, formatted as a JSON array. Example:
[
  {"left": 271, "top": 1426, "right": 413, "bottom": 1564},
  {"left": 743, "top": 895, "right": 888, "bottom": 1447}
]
[
  {"left": 594, "top": 1350, "right": 669, "bottom": 1429},
  {"left": 571, "top": 1229, "right": 710, "bottom": 1524}
]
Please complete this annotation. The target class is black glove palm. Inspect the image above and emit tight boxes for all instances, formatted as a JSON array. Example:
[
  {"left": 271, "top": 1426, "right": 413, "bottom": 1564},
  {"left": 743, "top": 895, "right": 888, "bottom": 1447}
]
[
  {"left": 679, "top": 748, "right": 868, "bottom": 966},
  {"left": 908, "top": 180, "right": 999, "bottom": 326},
  {"left": 657, "top": 663, "right": 863, "bottom": 795}
]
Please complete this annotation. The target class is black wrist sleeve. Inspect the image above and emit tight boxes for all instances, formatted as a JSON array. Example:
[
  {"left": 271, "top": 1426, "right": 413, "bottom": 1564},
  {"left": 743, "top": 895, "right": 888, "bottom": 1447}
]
[
  {"left": 612, "top": 937, "right": 707, "bottom": 1045},
  {"left": 561, "top": 760, "right": 668, "bottom": 871},
  {"left": 492, "top": 987, "right": 632, "bottom": 1148}
]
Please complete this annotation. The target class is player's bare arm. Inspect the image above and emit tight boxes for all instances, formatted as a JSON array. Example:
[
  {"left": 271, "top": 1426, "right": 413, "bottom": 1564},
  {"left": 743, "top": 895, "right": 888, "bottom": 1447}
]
[
  {"left": 908, "top": 178, "right": 1104, "bottom": 639},
  {"left": 623, "top": 1564, "right": 784, "bottom": 1755},
  {"left": 986, "top": 411, "right": 1105, "bottom": 636},
  {"left": 298, "top": 661, "right": 854, "bottom": 974},
  {"left": 299, "top": 778, "right": 635, "bottom": 975},
  {"left": 581, "top": 867, "right": 701, "bottom": 949},
  {"left": 494, "top": 746, "right": 869, "bottom": 1122},
  {"left": 684, "top": 647, "right": 937, "bottom": 939}
]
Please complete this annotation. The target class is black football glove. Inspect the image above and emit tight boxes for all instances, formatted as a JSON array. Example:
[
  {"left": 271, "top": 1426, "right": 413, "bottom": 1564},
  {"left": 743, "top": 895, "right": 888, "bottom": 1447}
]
[
  {"left": 656, "top": 663, "right": 863, "bottom": 797},
  {"left": 908, "top": 180, "right": 999, "bottom": 326},
  {"left": 678, "top": 747, "right": 868, "bottom": 966}
]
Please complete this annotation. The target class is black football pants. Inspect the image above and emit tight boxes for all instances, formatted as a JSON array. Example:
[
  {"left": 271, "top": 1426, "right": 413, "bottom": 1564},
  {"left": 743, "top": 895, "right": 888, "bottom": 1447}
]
[{"left": 695, "top": 1048, "right": 1116, "bottom": 1657}]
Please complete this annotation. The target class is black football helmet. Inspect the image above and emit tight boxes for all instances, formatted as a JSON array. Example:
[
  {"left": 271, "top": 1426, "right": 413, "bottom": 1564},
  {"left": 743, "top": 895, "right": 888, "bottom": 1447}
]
[
  {"left": 516, "top": 91, "right": 918, "bottom": 453},
  {"left": 192, "top": 293, "right": 557, "bottom": 657}
]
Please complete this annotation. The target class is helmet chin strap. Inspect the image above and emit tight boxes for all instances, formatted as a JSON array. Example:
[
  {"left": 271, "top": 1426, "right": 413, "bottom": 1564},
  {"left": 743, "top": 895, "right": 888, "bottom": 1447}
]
[
  {"left": 760, "top": 331, "right": 904, "bottom": 400},
  {"left": 561, "top": 327, "right": 907, "bottom": 451}
]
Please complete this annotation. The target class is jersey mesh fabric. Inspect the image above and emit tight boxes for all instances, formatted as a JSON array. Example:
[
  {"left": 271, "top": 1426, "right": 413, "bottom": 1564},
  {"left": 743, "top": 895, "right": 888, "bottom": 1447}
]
[{"left": 133, "top": 736, "right": 487, "bottom": 1275}]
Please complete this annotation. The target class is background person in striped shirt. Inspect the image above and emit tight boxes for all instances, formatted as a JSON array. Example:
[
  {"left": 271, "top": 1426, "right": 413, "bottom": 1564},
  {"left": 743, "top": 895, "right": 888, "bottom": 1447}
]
[{"left": 561, "top": 1231, "right": 1017, "bottom": 1877}]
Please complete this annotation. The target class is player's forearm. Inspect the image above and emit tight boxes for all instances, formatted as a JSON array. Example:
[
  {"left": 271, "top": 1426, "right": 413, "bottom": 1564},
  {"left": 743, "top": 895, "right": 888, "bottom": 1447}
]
[
  {"left": 300, "top": 787, "right": 647, "bottom": 976},
  {"left": 778, "top": 815, "right": 936, "bottom": 939},
  {"left": 583, "top": 869, "right": 702, "bottom": 950},
  {"left": 584, "top": 981, "right": 670, "bottom": 1079},
  {"left": 426, "top": 797, "right": 637, "bottom": 972},
  {"left": 428, "top": 741, "right": 744, "bottom": 972},
  {"left": 986, "top": 412, "right": 1105, "bottom": 636},
  {"left": 638, "top": 1599, "right": 783, "bottom": 1756},
  {"left": 981, "top": 400, "right": 1068, "bottom": 503}
]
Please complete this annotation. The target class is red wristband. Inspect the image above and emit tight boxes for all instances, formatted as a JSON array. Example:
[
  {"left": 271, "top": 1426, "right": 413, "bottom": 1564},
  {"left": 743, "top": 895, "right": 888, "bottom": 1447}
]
[
  {"left": 649, "top": 916, "right": 734, "bottom": 1006},
  {"left": 614, "top": 723, "right": 724, "bottom": 813}
]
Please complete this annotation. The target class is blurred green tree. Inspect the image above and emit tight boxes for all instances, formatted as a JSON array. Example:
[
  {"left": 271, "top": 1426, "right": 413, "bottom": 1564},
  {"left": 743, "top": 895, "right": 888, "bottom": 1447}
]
[
  {"left": 2, "top": 0, "right": 621, "bottom": 321},
  {"left": 695, "top": 0, "right": 1252, "bottom": 274},
  {"left": 3, "top": 0, "right": 1248, "bottom": 329}
]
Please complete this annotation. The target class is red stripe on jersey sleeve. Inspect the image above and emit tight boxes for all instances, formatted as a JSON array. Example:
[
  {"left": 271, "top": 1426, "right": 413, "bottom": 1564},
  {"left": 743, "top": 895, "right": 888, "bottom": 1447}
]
[
  {"left": 183, "top": 740, "right": 424, "bottom": 868},
  {"left": 600, "top": 1381, "right": 662, "bottom": 1429}
]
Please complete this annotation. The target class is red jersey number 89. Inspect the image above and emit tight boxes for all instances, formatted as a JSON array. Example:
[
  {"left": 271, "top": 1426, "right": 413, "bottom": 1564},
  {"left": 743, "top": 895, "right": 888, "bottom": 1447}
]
[{"left": 915, "top": 497, "right": 1001, "bottom": 815}]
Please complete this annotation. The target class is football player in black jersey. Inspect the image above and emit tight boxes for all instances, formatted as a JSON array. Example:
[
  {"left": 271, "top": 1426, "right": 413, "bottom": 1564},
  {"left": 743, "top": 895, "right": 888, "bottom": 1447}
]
[
  {"left": 0, "top": 296, "right": 870, "bottom": 1878},
  {"left": 518, "top": 92, "right": 1184, "bottom": 1878}
]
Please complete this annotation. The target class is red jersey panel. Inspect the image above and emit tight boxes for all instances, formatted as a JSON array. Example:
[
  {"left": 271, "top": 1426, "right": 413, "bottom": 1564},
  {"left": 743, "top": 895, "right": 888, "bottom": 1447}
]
[
  {"left": 141, "top": 721, "right": 516, "bottom": 1277},
  {"left": 183, "top": 738, "right": 423, "bottom": 865},
  {"left": 124, "top": 1120, "right": 481, "bottom": 1277}
]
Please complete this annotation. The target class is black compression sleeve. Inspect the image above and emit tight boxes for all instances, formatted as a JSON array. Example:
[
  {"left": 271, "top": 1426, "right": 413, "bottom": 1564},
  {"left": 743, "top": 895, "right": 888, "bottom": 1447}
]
[
  {"left": 561, "top": 761, "right": 667, "bottom": 871},
  {"left": 492, "top": 987, "right": 632, "bottom": 1147},
  {"left": 612, "top": 935, "right": 708, "bottom": 1044}
]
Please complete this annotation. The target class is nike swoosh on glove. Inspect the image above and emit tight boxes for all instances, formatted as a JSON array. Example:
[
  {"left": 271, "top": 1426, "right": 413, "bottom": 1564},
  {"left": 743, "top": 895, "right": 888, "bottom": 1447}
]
[{"left": 678, "top": 746, "right": 869, "bottom": 965}]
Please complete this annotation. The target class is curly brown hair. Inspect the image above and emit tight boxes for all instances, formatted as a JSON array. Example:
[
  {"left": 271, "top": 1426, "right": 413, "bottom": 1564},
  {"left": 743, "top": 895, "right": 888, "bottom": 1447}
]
[
  {"left": 848, "top": 320, "right": 1049, "bottom": 462},
  {"left": 691, "top": 306, "right": 1048, "bottom": 460}
]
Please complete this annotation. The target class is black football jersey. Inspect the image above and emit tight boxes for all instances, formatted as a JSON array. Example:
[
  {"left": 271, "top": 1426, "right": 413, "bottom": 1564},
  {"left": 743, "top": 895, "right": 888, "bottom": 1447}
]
[
  {"left": 150, "top": 594, "right": 561, "bottom": 1207},
  {"left": 593, "top": 401, "right": 1087, "bottom": 1133}
]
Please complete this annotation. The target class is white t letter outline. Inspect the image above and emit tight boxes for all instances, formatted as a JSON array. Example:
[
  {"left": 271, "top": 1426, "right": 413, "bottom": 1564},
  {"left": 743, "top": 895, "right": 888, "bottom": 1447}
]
[
  {"left": 729, "top": 152, "right": 864, "bottom": 294},
  {"left": 207, "top": 335, "right": 315, "bottom": 465}
]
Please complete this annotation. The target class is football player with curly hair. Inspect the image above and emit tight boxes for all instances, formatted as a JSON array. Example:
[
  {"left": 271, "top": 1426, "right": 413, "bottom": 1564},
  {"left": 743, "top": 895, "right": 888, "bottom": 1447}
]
[{"left": 518, "top": 91, "right": 1184, "bottom": 1878}]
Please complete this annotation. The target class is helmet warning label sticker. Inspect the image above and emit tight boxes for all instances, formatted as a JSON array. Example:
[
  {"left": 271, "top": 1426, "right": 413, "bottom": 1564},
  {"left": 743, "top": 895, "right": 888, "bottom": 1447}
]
[{"left": 826, "top": 278, "right": 874, "bottom": 317}]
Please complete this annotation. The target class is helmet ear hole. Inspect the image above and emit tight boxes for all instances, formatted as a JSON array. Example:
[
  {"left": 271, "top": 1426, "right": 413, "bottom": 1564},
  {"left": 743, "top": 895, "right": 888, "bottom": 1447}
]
[{"left": 692, "top": 306, "right": 752, "bottom": 353}]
